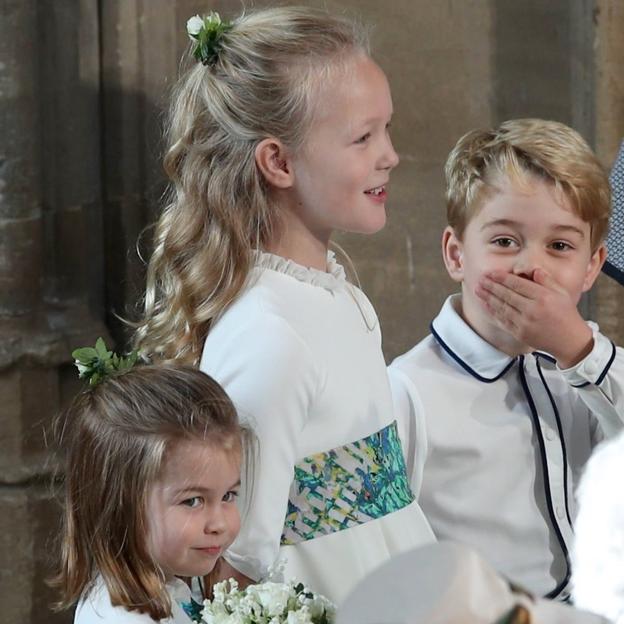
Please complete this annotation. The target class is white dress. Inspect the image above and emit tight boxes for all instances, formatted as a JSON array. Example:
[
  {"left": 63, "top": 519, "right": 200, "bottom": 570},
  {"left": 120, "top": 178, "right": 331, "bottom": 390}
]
[
  {"left": 200, "top": 251, "right": 434, "bottom": 603},
  {"left": 74, "top": 576, "right": 196, "bottom": 623}
]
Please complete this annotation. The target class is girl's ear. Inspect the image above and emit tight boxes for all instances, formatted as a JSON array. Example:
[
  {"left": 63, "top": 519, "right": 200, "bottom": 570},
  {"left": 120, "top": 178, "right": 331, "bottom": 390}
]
[
  {"left": 442, "top": 226, "right": 464, "bottom": 283},
  {"left": 582, "top": 243, "right": 607, "bottom": 292},
  {"left": 255, "top": 138, "right": 294, "bottom": 189}
]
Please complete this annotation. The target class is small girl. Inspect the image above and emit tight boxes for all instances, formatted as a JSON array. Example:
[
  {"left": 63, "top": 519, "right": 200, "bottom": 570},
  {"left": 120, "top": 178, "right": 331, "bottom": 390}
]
[
  {"left": 135, "top": 6, "right": 434, "bottom": 603},
  {"left": 51, "top": 364, "right": 247, "bottom": 623}
]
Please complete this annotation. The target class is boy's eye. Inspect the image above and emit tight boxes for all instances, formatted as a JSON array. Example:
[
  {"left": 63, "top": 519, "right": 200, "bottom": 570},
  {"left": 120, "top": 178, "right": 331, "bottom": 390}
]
[
  {"left": 492, "top": 237, "right": 516, "bottom": 248},
  {"left": 223, "top": 490, "right": 239, "bottom": 503},
  {"left": 551, "top": 241, "right": 572, "bottom": 251},
  {"left": 355, "top": 132, "right": 371, "bottom": 144},
  {"left": 181, "top": 496, "right": 203, "bottom": 508}
]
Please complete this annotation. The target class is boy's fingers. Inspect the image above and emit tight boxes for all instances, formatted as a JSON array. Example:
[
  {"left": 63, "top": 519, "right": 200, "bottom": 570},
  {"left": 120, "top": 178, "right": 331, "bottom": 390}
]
[
  {"left": 483, "top": 271, "right": 540, "bottom": 299},
  {"left": 478, "top": 277, "right": 527, "bottom": 312},
  {"left": 532, "top": 268, "right": 565, "bottom": 294},
  {"left": 478, "top": 284, "right": 523, "bottom": 323}
]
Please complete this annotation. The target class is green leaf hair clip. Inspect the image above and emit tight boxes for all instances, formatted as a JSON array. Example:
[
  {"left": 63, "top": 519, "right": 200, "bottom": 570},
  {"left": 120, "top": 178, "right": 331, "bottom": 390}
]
[
  {"left": 186, "top": 12, "right": 233, "bottom": 66},
  {"left": 72, "top": 337, "right": 138, "bottom": 386}
]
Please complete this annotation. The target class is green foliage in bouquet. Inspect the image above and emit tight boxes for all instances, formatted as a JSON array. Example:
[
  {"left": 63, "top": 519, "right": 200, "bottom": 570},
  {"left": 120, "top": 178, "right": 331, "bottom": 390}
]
[{"left": 72, "top": 337, "right": 138, "bottom": 386}]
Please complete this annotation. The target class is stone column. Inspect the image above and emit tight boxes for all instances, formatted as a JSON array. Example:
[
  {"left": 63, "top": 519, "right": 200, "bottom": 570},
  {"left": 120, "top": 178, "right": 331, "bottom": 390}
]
[{"left": 1, "top": 2, "right": 107, "bottom": 623}]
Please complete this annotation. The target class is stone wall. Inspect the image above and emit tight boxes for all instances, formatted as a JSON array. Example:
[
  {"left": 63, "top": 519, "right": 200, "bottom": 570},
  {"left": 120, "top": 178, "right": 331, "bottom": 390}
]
[{"left": 1, "top": 1, "right": 622, "bottom": 622}]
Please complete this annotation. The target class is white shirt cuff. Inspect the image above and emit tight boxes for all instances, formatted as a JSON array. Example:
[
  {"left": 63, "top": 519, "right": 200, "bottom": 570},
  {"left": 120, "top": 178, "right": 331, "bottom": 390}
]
[{"left": 558, "top": 323, "right": 616, "bottom": 387}]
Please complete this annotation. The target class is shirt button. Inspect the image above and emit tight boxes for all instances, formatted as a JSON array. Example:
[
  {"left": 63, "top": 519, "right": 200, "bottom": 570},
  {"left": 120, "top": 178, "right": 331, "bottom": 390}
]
[
  {"left": 583, "top": 360, "right": 599, "bottom": 376},
  {"left": 545, "top": 429, "right": 555, "bottom": 441},
  {"left": 556, "top": 506, "right": 565, "bottom": 519}
]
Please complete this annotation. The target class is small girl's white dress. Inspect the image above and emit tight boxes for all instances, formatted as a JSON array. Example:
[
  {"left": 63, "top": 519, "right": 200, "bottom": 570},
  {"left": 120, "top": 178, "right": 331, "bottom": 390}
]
[
  {"left": 74, "top": 576, "right": 197, "bottom": 623},
  {"left": 200, "top": 251, "right": 434, "bottom": 603}
]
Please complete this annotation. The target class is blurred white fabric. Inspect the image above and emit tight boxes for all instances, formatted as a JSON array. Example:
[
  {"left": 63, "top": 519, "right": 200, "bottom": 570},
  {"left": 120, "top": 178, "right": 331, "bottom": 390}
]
[
  {"left": 338, "top": 542, "right": 608, "bottom": 624},
  {"left": 572, "top": 430, "right": 624, "bottom": 623}
]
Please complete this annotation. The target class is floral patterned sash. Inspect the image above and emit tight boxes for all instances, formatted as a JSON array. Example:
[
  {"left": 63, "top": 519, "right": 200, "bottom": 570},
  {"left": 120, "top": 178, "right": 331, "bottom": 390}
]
[{"left": 281, "top": 420, "right": 414, "bottom": 545}]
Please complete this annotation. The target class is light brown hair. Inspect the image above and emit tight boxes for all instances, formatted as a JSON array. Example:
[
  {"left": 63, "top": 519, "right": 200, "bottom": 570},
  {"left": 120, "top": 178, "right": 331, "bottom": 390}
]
[
  {"left": 50, "top": 365, "right": 249, "bottom": 620},
  {"left": 445, "top": 118, "right": 611, "bottom": 250},
  {"left": 133, "top": 6, "right": 369, "bottom": 365}
]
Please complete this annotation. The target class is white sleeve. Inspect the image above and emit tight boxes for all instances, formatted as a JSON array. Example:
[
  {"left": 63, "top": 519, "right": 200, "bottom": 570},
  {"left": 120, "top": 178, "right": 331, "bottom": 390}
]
[
  {"left": 387, "top": 365, "right": 428, "bottom": 499},
  {"left": 558, "top": 323, "right": 624, "bottom": 440},
  {"left": 200, "top": 313, "right": 318, "bottom": 581}
]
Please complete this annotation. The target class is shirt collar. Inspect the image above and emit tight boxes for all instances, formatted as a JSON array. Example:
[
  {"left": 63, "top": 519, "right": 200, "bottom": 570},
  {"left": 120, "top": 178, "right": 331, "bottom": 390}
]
[{"left": 430, "top": 295, "right": 518, "bottom": 383}]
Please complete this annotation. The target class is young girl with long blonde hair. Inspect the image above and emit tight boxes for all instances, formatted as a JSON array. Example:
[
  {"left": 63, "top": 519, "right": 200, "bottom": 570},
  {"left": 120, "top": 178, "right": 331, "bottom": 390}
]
[
  {"left": 135, "top": 6, "right": 433, "bottom": 603},
  {"left": 51, "top": 365, "right": 246, "bottom": 622}
]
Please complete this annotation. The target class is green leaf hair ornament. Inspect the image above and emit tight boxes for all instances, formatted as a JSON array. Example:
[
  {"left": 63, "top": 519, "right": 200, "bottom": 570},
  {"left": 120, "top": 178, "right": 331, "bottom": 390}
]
[
  {"left": 72, "top": 337, "right": 138, "bottom": 386},
  {"left": 186, "top": 12, "right": 233, "bottom": 66}
]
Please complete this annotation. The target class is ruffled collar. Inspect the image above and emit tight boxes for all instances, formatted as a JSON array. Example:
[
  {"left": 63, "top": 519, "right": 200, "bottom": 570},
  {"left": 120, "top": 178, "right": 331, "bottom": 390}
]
[{"left": 252, "top": 250, "right": 346, "bottom": 291}]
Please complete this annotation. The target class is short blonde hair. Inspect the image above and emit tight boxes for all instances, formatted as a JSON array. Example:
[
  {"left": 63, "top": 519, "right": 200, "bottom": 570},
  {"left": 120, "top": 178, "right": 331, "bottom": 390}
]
[
  {"left": 134, "top": 7, "right": 369, "bottom": 364},
  {"left": 50, "top": 365, "right": 250, "bottom": 620},
  {"left": 445, "top": 119, "right": 611, "bottom": 250}
]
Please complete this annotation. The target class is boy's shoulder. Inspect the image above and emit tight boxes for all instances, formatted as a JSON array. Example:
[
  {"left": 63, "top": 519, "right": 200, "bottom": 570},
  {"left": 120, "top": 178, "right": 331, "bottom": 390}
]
[
  {"left": 390, "top": 333, "right": 442, "bottom": 378},
  {"left": 390, "top": 294, "right": 499, "bottom": 382}
]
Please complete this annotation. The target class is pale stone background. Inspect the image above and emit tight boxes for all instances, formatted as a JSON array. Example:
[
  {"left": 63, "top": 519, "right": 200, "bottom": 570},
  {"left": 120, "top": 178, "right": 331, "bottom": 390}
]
[{"left": 1, "top": 1, "right": 622, "bottom": 622}]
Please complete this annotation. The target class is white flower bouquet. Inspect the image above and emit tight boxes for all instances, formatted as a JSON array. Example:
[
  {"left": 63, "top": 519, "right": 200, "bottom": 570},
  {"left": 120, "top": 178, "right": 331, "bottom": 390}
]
[{"left": 201, "top": 579, "right": 335, "bottom": 624}]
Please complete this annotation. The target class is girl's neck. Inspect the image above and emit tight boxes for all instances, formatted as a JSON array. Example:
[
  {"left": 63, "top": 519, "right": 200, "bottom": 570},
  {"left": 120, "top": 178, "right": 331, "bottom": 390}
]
[{"left": 266, "top": 210, "right": 331, "bottom": 271}]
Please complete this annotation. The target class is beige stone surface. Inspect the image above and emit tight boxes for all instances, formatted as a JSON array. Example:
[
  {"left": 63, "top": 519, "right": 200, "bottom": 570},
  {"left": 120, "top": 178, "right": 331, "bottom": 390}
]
[{"left": 0, "top": 486, "right": 68, "bottom": 624}]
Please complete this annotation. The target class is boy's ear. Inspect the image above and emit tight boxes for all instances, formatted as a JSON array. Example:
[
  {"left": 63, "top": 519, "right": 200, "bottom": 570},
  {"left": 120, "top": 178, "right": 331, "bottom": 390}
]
[
  {"left": 581, "top": 243, "right": 607, "bottom": 292},
  {"left": 442, "top": 226, "right": 464, "bottom": 283},
  {"left": 255, "top": 138, "right": 294, "bottom": 189}
]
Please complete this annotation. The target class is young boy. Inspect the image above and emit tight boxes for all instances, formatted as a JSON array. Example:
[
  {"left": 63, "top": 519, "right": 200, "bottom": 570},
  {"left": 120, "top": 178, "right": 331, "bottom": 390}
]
[{"left": 389, "top": 119, "right": 624, "bottom": 601}]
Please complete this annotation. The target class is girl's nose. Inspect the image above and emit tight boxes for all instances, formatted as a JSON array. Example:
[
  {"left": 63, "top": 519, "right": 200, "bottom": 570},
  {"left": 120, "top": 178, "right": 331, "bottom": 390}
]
[
  {"left": 205, "top": 506, "right": 226, "bottom": 534},
  {"left": 379, "top": 134, "right": 400, "bottom": 170}
]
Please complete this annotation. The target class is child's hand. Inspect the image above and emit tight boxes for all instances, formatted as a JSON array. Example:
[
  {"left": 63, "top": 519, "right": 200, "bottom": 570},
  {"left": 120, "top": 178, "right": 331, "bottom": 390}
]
[{"left": 475, "top": 268, "right": 593, "bottom": 368}]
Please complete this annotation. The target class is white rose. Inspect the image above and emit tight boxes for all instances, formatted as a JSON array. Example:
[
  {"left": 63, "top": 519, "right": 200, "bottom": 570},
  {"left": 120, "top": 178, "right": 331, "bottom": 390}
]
[
  {"left": 286, "top": 607, "right": 312, "bottom": 624},
  {"left": 247, "top": 582, "right": 291, "bottom": 618},
  {"left": 186, "top": 15, "right": 204, "bottom": 36}
]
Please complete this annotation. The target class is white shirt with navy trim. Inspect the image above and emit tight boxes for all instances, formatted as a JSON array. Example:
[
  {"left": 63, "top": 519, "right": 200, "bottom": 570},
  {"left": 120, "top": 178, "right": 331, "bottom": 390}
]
[{"left": 389, "top": 294, "right": 624, "bottom": 600}]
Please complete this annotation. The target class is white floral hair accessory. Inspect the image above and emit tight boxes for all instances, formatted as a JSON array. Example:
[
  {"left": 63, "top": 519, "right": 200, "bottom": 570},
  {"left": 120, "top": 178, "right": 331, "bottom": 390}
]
[
  {"left": 186, "top": 12, "right": 233, "bottom": 66},
  {"left": 201, "top": 578, "right": 335, "bottom": 624}
]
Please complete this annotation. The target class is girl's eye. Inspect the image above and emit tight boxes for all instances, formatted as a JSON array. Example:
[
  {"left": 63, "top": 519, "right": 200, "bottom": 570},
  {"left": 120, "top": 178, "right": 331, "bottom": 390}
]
[
  {"left": 355, "top": 132, "right": 371, "bottom": 144},
  {"left": 551, "top": 241, "right": 572, "bottom": 252},
  {"left": 223, "top": 490, "right": 239, "bottom": 503},
  {"left": 492, "top": 237, "right": 516, "bottom": 248},
  {"left": 181, "top": 496, "right": 203, "bottom": 508}
]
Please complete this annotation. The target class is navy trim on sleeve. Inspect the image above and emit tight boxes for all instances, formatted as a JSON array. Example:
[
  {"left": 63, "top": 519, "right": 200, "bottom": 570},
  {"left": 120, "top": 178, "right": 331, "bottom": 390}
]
[
  {"left": 430, "top": 323, "right": 516, "bottom": 383},
  {"left": 596, "top": 341, "right": 617, "bottom": 386}
]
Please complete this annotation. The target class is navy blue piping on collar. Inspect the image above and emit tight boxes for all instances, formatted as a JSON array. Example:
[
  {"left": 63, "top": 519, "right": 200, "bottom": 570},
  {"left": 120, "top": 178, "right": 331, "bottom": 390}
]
[
  {"left": 430, "top": 322, "right": 516, "bottom": 383},
  {"left": 518, "top": 356, "right": 571, "bottom": 600},
  {"left": 536, "top": 358, "right": 573, "bottom": 530},
  {"left": 596, "top": 341, "right": 617, "bottom": 386}
]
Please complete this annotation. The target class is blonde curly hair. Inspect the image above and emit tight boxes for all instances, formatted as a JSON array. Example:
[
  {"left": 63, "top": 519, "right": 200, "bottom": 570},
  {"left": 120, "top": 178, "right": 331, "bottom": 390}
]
[{"left": 134, "top": 6, "right": 368, "bottom": 364}]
